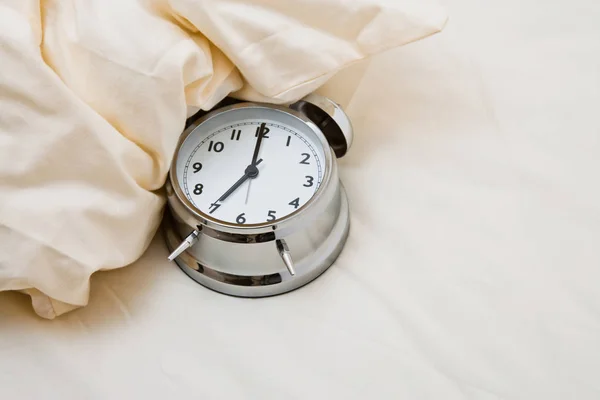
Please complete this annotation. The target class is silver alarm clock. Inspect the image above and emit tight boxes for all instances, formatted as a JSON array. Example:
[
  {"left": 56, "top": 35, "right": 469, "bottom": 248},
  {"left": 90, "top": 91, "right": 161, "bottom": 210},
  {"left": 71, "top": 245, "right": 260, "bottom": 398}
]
[{"left": 163, "top": 93, "right": 352, "bottom": 297}]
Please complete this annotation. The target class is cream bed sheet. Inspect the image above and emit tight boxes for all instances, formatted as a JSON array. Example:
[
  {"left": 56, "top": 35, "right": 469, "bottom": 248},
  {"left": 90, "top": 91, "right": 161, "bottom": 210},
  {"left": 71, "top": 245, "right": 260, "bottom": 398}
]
[
  {"left": 2, "top": 0, "right": 600, "bottom": 398},
  {"left": 0, "top": 0, "right": 447, "bottom": 318}
]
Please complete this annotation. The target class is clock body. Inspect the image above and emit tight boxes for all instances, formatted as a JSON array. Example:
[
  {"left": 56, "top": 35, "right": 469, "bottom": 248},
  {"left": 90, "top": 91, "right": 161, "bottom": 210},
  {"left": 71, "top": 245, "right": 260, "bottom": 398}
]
[{"left": 163, "top": 95, "right": 352, "bottom": 296}]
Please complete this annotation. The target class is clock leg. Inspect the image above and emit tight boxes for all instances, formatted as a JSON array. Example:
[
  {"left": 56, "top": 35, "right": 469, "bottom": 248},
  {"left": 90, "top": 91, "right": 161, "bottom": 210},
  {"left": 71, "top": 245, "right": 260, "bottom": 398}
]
[
  {"left": 167, "top": 229, "right": 200, "bottom": 261},
  {"left": 276, "top": 239, "right": 296, "bottom": 276}
]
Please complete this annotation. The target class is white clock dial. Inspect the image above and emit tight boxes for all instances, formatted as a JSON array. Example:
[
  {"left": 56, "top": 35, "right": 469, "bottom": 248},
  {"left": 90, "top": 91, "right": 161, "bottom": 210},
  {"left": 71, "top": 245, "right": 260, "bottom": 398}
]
[{"left": 175, "top": 107, "right": 327, "bottom": 225}]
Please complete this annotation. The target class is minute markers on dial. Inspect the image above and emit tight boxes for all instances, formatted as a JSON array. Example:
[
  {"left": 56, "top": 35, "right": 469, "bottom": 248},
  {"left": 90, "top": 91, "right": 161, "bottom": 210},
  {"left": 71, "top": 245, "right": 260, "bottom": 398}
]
[{"left": 180, "top": 119, "right": 324, "bottom": 224}]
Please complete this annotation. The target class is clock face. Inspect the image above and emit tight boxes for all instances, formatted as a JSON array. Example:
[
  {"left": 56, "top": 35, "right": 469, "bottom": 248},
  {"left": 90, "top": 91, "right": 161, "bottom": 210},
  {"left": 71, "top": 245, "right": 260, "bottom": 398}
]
[{"left": 174, "top": 106, "right": 329, "bottom": 226}]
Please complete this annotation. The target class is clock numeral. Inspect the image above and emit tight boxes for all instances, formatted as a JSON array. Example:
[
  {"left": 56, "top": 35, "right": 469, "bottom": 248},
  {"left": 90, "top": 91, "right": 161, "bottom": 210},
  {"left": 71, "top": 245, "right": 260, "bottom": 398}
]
[
  {"left": 193, "top": 184, "right": 203, "bottom": 195},
  {"left": 303, "top": 176, "right": 314, "bottom": 187},
  {"left": 209, "top": 202, "right": 221, "bottom": 214},
  {"left": 267, "top": 210, "right": 277, "bottom": 221},
  {"left": 208, "top": 141, "right": 224, "bottom": 152},
  {"left": 286, "top": 136, "right": 291, "bottom": 147},
  {"left": 299, "top": 153, "right": 310, "bottom": 165},
  {"left": 230, "top": 129, "right": 241, "bottom": 141},
  {"left": 236, "top": 213, "right": 247, "bottom": 224},
  {"left": 192, "top": 162, "right": 202, "bottom": 173},
  {"left": 255, "top": 125, "right": 270, "bottom": 138},
  {"left": 289, "top": 197, "right": 300, "bottom": 209}
]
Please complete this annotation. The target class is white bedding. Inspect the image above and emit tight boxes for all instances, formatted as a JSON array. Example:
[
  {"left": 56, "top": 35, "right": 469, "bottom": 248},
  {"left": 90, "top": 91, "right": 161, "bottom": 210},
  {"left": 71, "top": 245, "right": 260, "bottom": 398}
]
[
  {"left": 0, "top": 0, "right": 446, "bottom": 318},
  {"left": 2, "top": 0, "right": 600, "bottom": 398}
]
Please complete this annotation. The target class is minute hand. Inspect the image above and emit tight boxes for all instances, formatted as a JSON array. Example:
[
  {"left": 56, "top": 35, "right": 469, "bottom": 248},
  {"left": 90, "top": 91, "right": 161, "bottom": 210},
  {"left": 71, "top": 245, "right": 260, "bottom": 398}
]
[{"left": 251, "top": 123, "right": 267, "bottom": 166}]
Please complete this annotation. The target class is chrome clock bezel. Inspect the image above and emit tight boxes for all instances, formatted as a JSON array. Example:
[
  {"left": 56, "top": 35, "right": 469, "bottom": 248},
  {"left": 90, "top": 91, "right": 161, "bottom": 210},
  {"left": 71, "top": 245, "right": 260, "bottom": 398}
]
[{"left": 168, "top": 102, "right": 334, "bottom": 236}]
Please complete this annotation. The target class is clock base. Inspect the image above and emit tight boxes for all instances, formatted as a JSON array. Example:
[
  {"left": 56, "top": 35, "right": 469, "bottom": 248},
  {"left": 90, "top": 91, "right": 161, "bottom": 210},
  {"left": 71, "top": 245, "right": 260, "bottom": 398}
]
[{"left": 162, "top": 187, "right": 350, "bottom": 297}]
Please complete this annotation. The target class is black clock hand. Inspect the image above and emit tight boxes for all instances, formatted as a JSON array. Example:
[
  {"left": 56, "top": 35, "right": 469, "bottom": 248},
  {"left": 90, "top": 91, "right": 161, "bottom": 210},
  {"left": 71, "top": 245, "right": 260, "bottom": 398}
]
[
  {"left": 251, "top": 123, "right": 267, "bottom": 166},
  {"left": 216, "top": 159, "right": 263, "bottom": 202},
  {"left": 244, "top": 179, "right": 252, "bottom": 205}
]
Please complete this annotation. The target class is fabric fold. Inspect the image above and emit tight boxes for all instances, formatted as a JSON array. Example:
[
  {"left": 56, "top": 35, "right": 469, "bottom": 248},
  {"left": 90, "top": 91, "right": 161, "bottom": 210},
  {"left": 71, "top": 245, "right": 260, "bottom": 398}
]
[{"left": 0, "top": 0, "right": 447, "bottom": 318}]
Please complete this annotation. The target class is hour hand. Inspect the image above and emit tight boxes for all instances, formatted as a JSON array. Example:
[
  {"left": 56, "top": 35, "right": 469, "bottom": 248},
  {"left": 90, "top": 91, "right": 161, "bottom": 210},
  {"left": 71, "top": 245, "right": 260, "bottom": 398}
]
[{"left": 216, "top": 159, "right": 263, "bottom": 203}]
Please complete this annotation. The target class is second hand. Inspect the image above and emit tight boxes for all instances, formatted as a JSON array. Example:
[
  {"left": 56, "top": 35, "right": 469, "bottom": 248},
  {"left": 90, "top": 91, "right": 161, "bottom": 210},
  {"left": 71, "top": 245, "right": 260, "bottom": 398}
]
[{"left": 245, "top": 179, "right": 252, "bottom": 205}]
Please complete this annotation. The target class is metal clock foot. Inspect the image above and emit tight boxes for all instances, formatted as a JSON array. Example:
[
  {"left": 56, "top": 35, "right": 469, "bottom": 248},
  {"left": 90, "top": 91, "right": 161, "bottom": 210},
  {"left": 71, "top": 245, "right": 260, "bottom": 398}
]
[{"left": 163, "top": 187, "right": 350, "bottom": 297}]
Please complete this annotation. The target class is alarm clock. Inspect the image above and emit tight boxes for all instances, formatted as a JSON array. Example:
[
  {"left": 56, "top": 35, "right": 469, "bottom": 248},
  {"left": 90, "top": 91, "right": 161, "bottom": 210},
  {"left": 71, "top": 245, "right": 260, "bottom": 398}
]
[{"left": 163, "top": 93, "right": 353, "bottom": 297}]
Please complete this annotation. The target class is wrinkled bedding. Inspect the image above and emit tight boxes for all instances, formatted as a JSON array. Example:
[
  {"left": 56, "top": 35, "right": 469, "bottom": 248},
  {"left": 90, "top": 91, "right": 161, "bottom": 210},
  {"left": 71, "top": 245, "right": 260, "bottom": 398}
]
[
  {"left": 0, "top": 0, "right": 447, "bottom": 318},
  {"left": 2, "top": 0, "right": 600, "bottom": 398}
]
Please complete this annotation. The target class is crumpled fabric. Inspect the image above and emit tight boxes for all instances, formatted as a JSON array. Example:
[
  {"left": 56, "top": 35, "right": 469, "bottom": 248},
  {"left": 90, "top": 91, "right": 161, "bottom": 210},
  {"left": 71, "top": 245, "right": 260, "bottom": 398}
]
[{"left": 0, "top": 0, "right": 447, "bottom": 318}]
